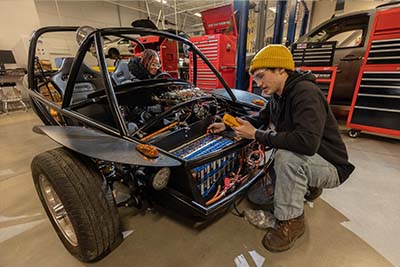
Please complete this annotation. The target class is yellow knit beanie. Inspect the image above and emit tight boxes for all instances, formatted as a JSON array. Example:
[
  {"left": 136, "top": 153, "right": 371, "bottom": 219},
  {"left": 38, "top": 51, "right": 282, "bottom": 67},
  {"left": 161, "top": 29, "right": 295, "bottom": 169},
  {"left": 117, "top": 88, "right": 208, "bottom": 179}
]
[{"left": 249, "top": 45, "right": 295, "bottom": 73}]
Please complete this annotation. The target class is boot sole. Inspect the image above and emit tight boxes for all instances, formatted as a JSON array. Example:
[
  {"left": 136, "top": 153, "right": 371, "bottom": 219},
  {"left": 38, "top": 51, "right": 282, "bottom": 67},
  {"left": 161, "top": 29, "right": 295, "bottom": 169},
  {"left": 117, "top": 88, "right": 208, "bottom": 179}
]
[{"left": 262, "top": 228, "right": 305, "bottom": 253}]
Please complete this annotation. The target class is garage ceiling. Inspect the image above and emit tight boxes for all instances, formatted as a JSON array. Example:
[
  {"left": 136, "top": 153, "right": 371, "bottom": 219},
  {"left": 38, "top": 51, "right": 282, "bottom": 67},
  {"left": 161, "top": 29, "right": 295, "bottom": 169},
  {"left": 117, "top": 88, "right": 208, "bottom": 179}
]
[{"left": 34, "top": 0, "right": 231, "bottom": 34}]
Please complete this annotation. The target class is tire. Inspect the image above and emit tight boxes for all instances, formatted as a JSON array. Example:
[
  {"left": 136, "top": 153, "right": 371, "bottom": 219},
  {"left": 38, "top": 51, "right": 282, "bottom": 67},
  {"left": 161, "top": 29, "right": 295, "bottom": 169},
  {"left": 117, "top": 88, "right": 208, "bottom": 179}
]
[
  {"left": 348, "top": 129, "right": 361, "bottom": 138},
  {"left": 31, "top": 147, "right": 122, "bottom": 262},
  {"left": 108, "top": 48, "right": 120, "bottom": 59}
]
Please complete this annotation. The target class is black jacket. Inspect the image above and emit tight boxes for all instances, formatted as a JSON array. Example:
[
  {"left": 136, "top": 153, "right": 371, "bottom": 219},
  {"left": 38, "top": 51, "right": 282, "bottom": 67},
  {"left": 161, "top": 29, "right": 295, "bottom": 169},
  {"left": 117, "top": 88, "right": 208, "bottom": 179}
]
[
  {"left": 127, "top": 57, "right": 156, "bottom": 80},
  {"left": 250, "top": 71, "right": 355, "bottom": 183}
]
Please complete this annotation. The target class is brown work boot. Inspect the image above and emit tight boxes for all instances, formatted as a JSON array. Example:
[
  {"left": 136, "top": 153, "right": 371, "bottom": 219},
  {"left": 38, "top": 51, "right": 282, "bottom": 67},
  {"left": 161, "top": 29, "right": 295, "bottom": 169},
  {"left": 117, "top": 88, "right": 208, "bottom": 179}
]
[
  {"left": 262, "top": 213, "right": 305, "bottom": 252},
  {"left": 304, "top": 187, "right": 323, "bottom": 202}
]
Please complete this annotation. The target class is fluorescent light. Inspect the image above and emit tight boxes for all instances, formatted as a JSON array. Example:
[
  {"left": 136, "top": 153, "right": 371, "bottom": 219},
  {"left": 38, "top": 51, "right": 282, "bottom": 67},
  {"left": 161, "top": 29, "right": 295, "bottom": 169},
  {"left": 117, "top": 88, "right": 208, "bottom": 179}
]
[
  {"left": 194, "top": 12, "right": 201, "bottom": 17},
  {"left": 268, "top": 7, "right": 276, "bottom": 13},
  {"left": 155, "top": 0, "right": 167, "bottom": 4}
]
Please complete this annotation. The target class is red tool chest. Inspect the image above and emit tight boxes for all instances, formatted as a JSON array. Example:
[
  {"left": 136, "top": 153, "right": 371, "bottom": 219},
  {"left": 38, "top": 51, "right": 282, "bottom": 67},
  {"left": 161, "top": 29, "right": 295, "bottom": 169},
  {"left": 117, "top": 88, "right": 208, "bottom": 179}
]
[
  {"left": 347, "top": 7, "right": 400, "bottom": 138},
  {"left": 189, "top": 4, "right": 237, "bottom": 90},
  {"left": 299, "top": 66, "right": 337, "bottom": 104}
]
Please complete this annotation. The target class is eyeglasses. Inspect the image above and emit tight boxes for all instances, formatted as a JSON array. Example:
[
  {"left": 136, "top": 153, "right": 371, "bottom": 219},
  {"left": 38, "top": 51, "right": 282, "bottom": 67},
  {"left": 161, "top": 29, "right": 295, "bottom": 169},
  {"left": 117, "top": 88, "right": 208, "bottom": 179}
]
[
  {"left": 150, "top": 62, "right": 161, "bottom": 68},
  {"left": 253, "top": 69, "right": 268, "bottom": 83}
]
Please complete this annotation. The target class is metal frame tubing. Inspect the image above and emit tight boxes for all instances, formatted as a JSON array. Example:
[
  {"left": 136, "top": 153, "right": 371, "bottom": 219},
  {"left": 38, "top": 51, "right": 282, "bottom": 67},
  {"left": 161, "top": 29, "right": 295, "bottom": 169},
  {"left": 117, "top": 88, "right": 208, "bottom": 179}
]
[
  {"left": 286, "top": 0, "right": 300, "bottom": 45},
  {"left": 299, "top": 0, "right": 310, "bottom": 37},
  {"left": 272, "top": 0, "right": 287, "bottom": 44},
  {"left": 234, "top": 0, "right": 250, "bottom": 90},
  {"left": 94, "top": 32, "right": 129, "bottom": 136},
  {"left": 255, "top": 0, "right": 267, "bottom": 51}
]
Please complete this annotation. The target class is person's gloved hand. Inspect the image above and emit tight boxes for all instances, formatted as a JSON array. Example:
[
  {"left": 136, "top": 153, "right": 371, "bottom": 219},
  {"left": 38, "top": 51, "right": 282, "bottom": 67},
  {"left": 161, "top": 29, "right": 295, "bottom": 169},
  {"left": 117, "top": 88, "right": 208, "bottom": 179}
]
[{"left": 207, "top": 122, "right": 226, "bottom": 134}]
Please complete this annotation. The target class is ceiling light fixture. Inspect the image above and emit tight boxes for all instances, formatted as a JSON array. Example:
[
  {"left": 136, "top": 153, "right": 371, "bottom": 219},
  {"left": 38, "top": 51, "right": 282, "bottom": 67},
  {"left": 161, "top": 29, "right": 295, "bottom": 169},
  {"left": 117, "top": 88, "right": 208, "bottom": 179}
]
[{"left": 194, "top": 12, "right": 202, "bottom": 17}]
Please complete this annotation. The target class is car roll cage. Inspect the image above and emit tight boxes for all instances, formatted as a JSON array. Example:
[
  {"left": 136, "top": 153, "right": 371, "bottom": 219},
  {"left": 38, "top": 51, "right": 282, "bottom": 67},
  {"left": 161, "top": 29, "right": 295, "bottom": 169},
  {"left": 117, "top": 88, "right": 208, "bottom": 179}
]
[{"left": 28, "top": 26, "right": 238, "bottom": 138}]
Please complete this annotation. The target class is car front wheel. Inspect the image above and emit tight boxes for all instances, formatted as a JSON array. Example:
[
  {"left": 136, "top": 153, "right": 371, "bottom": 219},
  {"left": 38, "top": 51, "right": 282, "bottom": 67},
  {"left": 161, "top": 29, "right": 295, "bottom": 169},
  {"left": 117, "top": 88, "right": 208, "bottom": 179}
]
[{"left": 31, "top": 147, "right": 122, "bottom": 262}]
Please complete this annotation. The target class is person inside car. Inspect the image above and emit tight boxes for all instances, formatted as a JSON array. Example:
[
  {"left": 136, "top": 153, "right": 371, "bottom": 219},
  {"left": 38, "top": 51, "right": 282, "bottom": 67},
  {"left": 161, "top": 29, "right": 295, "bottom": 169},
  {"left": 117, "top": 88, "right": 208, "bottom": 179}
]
[
  {"left": 128, "top": 49, "right": 161, "bottom": 80},
  {"left": 207, "top": 45, "right": 354, "bottom": 252}
]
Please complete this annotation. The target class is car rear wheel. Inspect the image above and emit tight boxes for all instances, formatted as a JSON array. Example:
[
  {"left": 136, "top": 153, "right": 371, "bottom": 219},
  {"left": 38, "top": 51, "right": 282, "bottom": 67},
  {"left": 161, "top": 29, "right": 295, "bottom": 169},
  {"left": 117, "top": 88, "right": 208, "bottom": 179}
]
[{"left": 31, "top": 147, "right": 122, "bottom": 262}]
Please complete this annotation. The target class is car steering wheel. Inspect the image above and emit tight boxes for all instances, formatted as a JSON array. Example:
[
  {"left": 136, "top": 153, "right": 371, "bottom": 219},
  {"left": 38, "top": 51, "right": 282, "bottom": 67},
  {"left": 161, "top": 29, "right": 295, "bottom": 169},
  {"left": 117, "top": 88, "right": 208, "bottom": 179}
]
[{"left": 154, "top": 72, "right": 172, "bottom": 79}]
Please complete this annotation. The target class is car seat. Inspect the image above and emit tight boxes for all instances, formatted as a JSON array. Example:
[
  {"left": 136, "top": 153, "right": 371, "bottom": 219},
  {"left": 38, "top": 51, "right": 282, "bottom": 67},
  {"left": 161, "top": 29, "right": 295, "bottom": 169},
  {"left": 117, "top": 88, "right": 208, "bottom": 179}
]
[
  {"left": 112, "top": 60, "right": 134, "bottom": 85},
  {"left": 50, "top": 58, "right": 115, "bottom": 127},
  {"left": 50, "top": 57, "right": 104, "bottom": 104}
]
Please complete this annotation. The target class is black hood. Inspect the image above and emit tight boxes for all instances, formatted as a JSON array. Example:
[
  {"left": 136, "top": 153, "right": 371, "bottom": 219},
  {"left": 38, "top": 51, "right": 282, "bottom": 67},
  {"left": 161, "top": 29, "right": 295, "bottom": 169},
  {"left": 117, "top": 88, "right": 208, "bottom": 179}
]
[
  {"left": 269, "top": 70, "right": 317, "bottom": 126},
  {"left": 282, "top": 70, "right": 316, "bottom": 96},
  {"left": 128, "top": 57, "right": 152, "bottom": 80}
]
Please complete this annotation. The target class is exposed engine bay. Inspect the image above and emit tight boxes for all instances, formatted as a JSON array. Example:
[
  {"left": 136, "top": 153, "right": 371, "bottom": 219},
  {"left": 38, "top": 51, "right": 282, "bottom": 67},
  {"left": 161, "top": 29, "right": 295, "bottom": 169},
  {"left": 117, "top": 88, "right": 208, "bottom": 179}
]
[
  {"left": 96, "top": 79, "right": 268, "bottom": 207},
  {"left": 120, "top": 85, "right": 214, "bottom": 139}
]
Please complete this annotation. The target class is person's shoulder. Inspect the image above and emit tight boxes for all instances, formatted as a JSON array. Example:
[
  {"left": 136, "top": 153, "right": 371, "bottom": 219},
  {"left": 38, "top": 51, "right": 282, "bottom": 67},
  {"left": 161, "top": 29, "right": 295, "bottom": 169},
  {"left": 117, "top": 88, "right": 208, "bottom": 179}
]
[
  {"left": 292, "top": 79, "right": 317, "bottom": 92},
  {"left": 128, "top": 57, "right": 140, "bottom": 64},
  {"left": 291, "top": 80, "right": 326, "bottom": 102},
  {"left": 295, "top": 79, "right": 319, "bottom": 91}
]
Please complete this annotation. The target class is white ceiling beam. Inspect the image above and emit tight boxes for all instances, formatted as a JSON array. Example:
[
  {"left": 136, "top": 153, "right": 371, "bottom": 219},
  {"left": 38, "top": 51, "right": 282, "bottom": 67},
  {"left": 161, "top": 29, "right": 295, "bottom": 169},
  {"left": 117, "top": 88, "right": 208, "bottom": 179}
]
[
  {"left": 163, "top": 2, "right": 226, "bottom": 17},
  {"left": 104, "top": 0, "right": 158, "bottom": 17}
]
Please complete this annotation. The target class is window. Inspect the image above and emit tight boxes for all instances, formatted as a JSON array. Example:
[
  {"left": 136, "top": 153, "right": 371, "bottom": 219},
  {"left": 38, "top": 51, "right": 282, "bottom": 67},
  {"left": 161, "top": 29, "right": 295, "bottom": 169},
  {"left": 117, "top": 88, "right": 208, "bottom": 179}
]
[
  {"left": 118, "top": 39, "right": 129, "bottom": 45},
  {"left": 305, "top": 14, "right": 369, "bottom": 48},
  {"left": 327, "top": 29, "right": 363, "bottom": 48}
]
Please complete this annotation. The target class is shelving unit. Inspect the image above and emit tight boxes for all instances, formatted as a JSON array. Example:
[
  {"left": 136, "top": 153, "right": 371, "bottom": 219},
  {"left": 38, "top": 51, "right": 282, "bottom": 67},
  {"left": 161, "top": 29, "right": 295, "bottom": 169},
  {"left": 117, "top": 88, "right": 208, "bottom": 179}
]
[
  {"left": 347, "top": 7, "right": 400, "bottom": 138},
  {"left": 0, "top": 82, "right": 28, "bottom": 114},
  {"left": 299, "top": 66, "right": 337, "bottom": 103}
]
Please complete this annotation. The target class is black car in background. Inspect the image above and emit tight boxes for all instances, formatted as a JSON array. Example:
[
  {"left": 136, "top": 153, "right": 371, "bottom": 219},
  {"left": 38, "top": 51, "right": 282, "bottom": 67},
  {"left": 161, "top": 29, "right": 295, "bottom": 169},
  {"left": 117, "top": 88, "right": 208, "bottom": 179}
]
[{"left": 294, "top": 2, "right": 400, "bottom": 106}]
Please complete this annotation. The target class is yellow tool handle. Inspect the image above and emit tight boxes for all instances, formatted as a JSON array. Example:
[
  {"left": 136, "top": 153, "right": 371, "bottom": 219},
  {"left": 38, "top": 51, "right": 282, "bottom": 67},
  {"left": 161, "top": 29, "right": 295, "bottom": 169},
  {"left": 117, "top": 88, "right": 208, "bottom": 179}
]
[{"left": 222, "top": 113, "right": 241, "bottom": 127}]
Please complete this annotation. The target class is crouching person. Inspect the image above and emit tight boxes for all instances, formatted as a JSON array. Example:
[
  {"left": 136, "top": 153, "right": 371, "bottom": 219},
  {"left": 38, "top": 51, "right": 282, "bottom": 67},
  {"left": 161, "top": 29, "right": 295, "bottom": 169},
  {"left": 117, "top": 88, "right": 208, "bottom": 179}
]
[{"left": 208, "top": 45, "right": 355, "bottom": 252}]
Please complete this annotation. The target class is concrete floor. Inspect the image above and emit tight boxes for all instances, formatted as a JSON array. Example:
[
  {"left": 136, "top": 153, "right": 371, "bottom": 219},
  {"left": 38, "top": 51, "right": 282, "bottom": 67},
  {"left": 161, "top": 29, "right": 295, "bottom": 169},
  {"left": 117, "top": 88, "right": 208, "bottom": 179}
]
[{"left": 1, "top": 110, "right": 399, "bottom": 267}]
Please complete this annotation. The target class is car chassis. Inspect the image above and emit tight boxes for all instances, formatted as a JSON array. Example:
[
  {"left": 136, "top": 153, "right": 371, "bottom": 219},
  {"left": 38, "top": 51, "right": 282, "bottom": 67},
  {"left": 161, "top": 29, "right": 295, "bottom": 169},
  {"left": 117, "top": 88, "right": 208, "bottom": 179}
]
[{"left": 27, "top": 26, "right": 268, "bottom": 262}]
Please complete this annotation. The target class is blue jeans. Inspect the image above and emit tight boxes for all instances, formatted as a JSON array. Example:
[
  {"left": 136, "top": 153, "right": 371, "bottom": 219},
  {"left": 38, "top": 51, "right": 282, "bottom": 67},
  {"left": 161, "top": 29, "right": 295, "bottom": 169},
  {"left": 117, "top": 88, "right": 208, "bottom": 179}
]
[{"left": 273, "top": 149, "right": 340, "bottom": 221}]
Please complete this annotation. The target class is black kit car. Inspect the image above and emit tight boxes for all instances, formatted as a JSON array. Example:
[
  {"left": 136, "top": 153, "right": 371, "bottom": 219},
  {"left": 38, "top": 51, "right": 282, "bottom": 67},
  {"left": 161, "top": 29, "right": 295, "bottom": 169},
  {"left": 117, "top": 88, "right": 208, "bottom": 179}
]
[{"left": 27, "top": 26, "right": 268, "bottom": 262}]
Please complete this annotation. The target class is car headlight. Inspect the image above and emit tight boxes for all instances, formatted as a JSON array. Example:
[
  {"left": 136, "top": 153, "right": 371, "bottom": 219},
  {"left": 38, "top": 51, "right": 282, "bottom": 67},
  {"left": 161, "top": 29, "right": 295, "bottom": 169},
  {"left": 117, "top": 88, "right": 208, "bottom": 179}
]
[{"left": 151, "top": 167, "right": 170, "bottom": 190}]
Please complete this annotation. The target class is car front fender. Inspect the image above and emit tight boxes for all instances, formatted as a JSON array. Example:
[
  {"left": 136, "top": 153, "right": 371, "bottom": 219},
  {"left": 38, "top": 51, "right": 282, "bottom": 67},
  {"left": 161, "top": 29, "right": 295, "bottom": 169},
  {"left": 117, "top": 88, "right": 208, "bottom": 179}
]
[
  {"left": 33, "top": 125, "right": 181, "bottom": 167},
  {"left": 211, "top": 88, "right": 268, "bottom": 110}
]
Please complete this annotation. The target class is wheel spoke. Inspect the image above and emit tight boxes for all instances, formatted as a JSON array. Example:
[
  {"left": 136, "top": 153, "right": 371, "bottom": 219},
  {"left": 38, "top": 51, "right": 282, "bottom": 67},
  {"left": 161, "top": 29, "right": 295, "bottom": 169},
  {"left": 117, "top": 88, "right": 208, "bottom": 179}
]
[
  {"left": 53, "top": 203, "right": 67, "bottom": 220},
  {"left": 39, "top": 174, "right": 78, "bottom": 247}
]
